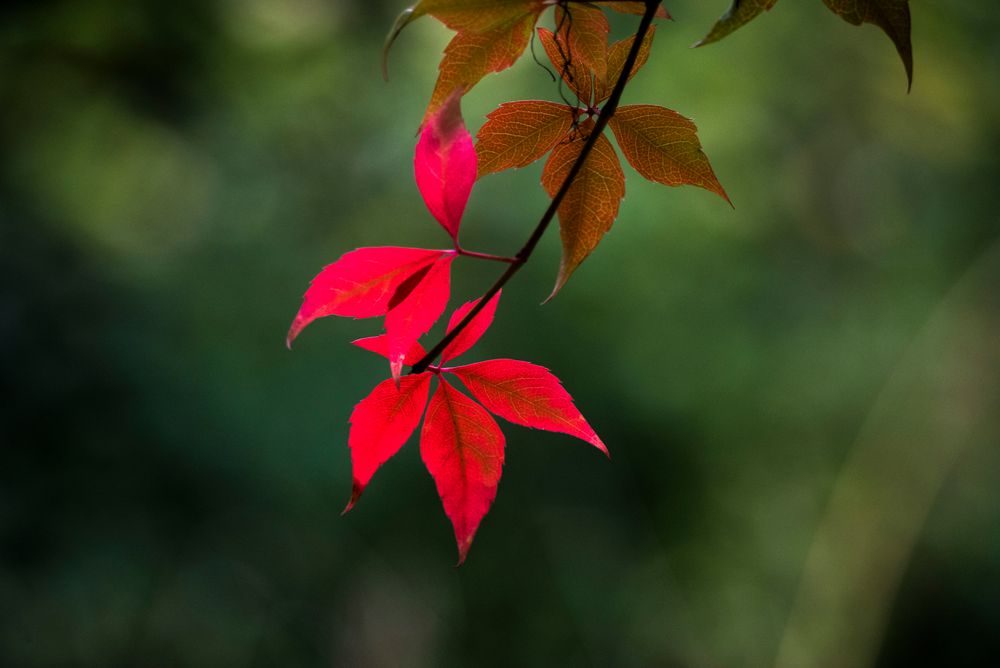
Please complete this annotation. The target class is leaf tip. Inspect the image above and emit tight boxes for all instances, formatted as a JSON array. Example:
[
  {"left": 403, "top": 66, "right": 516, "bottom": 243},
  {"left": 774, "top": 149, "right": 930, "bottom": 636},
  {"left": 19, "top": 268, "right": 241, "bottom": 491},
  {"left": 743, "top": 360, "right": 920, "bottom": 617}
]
[
  {"left": 343, "top": 480, "right": 364, "bottom": 515},
  {"left": 285, "top": 319, "right": 303, "bottom": 350},
  {"left": 593, "top": 437, "right": 610, "bottom": 459}
]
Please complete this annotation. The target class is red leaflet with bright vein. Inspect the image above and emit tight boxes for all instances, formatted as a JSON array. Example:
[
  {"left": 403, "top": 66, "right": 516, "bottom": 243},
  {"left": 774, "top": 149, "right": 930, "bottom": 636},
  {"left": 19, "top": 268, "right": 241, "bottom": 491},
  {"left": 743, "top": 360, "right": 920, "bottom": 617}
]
[
  {"left": 286, "top": 246, "right": 444, "bottom": 347},
  {"left": 451, "top": 359, "right": 608, "bottom": 455},
  {"left": 345, "top": 373, "right": 432, "bottom": 512},
  {"left": 352, "top": 335, "right": 427, "bottom": 367},
  {"left": 420, "top": 378, "right": 505, "bottom": 564},
  {"left": 385, "top": 253, "right": 455, "bottom": 380},
  {"left": 334, "top": 292, "right": 606, "bottom": 562},
  {"left": 440, "top": 291, "right": 501, "bottom": 363},
  {"left": 414, "top": 89, "right": 477, "bottom": 243}
]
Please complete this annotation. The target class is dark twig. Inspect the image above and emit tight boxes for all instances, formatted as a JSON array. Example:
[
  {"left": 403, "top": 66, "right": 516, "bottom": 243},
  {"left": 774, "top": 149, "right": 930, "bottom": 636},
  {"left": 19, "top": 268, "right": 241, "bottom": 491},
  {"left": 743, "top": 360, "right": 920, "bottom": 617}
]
[{"left": 410, "top": 1, "right": 662, "bottom": 374}]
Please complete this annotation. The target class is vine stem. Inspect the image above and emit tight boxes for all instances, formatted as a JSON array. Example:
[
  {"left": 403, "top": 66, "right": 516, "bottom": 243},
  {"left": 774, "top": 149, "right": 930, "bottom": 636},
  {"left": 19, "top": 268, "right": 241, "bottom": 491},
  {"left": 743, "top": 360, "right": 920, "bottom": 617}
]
[{"left": 410, "top": 0, "right": 662, "bottom": 374}]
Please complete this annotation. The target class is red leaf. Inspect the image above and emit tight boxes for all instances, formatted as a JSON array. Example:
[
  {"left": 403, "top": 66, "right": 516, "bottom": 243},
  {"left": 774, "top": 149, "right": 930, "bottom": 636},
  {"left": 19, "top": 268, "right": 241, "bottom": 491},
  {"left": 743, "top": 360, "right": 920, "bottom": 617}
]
[
  {"left": 421, "top": 378, "right": 505, "bottom": 564},
  {"left": 440, "top": 290, "right": 501, "bottom": 364},
  {"left": 345, "top": 373, "right": 432, "bottom": 512},
  {"left": 450, "top": 359, "right": 607, "bottom": 455},
  {"left": 287, "top": 247, "right": 445, "bottom": 347},
  {"left": 385, "top": 253, "right": 455, "bottom": 381},
  {"left": 415, "top": 90, "right": 477, "bottom": 242},
  {"left": 352, "top": 335, "right": 426, "bottom": 367}
]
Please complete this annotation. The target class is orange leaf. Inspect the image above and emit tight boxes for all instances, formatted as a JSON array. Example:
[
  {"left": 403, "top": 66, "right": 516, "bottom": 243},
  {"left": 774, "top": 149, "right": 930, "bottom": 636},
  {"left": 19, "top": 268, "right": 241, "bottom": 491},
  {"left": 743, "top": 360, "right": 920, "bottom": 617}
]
[
  {"left": 608, "top": 104, "right": 730, "bottom": 203},
  {"left": 594, "top": 25, "right": 657, "bottom": 104},
  {"left": 596, "top": 1, "right": 671, "bottom": 19},
  {"left": 537, "top": 27, "right": 593, "bottom": 106},
  {"left": 421, "top": 0, "right": 545, "bottom": 33},
  {"left": 424, "top": 11, "right": 540, "bottom": 121},
  {"left": 555, "top": 4, "right": 609, "bottom": 85},
  {"left": 541, "top": 119, "right": 625, "bottom": 298},
  {"left": 475, "top": 100, "right": 578, "bottom": 178}
]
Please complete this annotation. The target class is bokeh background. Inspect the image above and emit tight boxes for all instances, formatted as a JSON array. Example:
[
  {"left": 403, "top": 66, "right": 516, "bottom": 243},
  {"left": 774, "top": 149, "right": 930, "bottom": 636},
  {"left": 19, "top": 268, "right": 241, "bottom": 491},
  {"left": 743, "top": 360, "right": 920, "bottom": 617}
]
[{"left": 2, "top": 1, "right": 998, "bottom": 666}]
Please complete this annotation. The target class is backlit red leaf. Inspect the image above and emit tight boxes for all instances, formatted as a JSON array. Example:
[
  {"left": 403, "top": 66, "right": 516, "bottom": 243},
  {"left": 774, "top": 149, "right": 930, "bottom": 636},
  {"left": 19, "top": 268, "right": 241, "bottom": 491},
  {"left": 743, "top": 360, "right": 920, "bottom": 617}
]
[
  {"left": 345, "top": 373, "right": 432, "bottom": 512},
  {"left": 440, "top": 291, "right": 501, "bottom": 364},
  {"left": 541, "top": 118, "right": 625, "bottom": 299},
  {"left": 538, "top": 27, "right": 594, "bottom": 105},
  {"left": 352, "top": 335, "right": 427, "bottom": 367},
  {"left": 421, "top": 378, "right": 505, "bottom": 564},
  {"left": 287, "top": 247, "right": 444, "bottom": 347},
  {"left": 475, "top": 101, "right": 577, "bottom": 178},
  {"left": 385, "top": 253, "right": 455, "bottom": 381},
  {"left": 451, "top": 359, "right": 607, "bottom": 455},
  {"left": 608, "top": 104, "right": 730, "bottom": 203},
  {"left": 415, "top": 90, "right": 477, "bottom": 242}
]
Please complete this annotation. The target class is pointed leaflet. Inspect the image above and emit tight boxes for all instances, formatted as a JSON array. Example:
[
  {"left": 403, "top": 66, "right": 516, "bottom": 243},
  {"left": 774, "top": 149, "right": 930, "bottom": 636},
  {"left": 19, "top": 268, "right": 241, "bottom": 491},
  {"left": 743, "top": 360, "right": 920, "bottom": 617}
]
[
  {"left": 416, "top": 90, "right": 477, "bottom": 242},
  {"left": 822, "top": 0, "right": 912, "bottom": 88},
  {"left": 440, "top": 291, "right": 501, "bottom": 364},
  {"left": 423, "top": 10, "right": 540, "bottom": 121},
  {"left": 345, "top": 373, "right": 432, "bottom": 512},
  {"left": 475, "top": 101, "right": 577, "bottom": 178},
  {"left": 608, "top": 105, "right": 730, "bottom": 203},
  {"left": 593, "top": 25, "right": 657, "bottom": 104},
  {"left": 384, "top": 0, "right": 545, "bottom": 78},
  {"left": 352, "top": 335, "right": 426, "bottom": 367},
  {"left": 541, "top": 118, "right": 625, "bottom": 299},
  {"left": 538, "top": 27, "right": 594, "bottom": 105},
  {"left": 287, "top": 247, "right": 444, "bottom": 347},
  {"left": 451, "top": 359, "right": 606, "bottom": 455},
  {"left": 695, "top": 0, "right": 777, "bottom": 47},
  {"left": 555, "top": 4, "right": 609, "bottom": 85},
  {"left": 386, "top": 253, "right": 455, "bottom": 381},
  {"left": 421, "top": 378, "right": 505, "bottom": 564}
]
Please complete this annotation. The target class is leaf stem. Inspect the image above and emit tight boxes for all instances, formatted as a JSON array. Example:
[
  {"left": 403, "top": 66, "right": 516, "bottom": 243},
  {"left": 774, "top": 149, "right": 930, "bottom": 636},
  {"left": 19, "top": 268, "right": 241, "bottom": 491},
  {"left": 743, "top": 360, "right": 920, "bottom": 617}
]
[
  {"left": 410, "top": 1, "right": 662, "bottom": 374},
  {"left": 455, "top": 248, "right": 518, "bottom": 264}
]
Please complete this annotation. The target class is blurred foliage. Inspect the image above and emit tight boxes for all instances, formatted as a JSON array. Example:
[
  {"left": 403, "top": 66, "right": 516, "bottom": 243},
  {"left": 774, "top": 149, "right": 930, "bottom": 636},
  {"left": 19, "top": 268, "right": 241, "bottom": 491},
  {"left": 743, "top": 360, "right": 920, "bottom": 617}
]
[{"left": 2, "top": 1, "right": 999, "bottom": 666}]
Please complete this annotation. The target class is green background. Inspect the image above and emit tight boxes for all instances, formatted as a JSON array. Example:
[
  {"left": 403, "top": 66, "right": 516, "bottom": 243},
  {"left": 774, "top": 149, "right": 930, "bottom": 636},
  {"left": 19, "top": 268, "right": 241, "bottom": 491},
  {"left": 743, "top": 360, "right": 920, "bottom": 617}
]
[{"left": 2, "top": 1, "right": 998, "bottom": 666}]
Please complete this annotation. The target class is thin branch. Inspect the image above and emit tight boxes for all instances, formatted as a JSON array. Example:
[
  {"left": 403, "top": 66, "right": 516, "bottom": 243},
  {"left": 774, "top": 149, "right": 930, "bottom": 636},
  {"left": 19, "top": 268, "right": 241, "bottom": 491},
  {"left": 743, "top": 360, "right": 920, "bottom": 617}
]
[{"left": 410, "top": 1, "right": 662, "bottom": 374}]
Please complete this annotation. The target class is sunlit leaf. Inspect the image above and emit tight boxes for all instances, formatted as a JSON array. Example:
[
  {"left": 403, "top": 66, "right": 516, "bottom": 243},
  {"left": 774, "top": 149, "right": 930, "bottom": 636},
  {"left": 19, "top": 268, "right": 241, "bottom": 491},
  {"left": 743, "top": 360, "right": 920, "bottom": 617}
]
[
  {"left": 440, "top": 291, "right": 501, "bottom": 363},
  {"left": 287, "top": 247, "right": 445, "bottom": 347},
  {"left": 475, "top": 100, "right": 577, "bottom": 177},
  {"left": 345, "top": 373, "right": 432, "bottom": 512},
  {"left": 541, "top": 119, "right": 625, "bottom": 298},
  {"left": 421, "top": 378, "right": 505, "bottom": 564},
  {"left": 538, "top": 26, "right": 594, "bottom": 105},
  {"left": 608, "top": 104, "right": 730, "bottom": 203},
  {"left": 415, "top": 90, "right": 477, "bottom": 241},
  {"left": 385, "top": 253, "right": 455, "bottom": 381},
  {"left": 556, "top": 4, "right": 610, "bottom": 85},
  {"left": 451, "top": 359, "right": 607, "bottom": 454}
]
